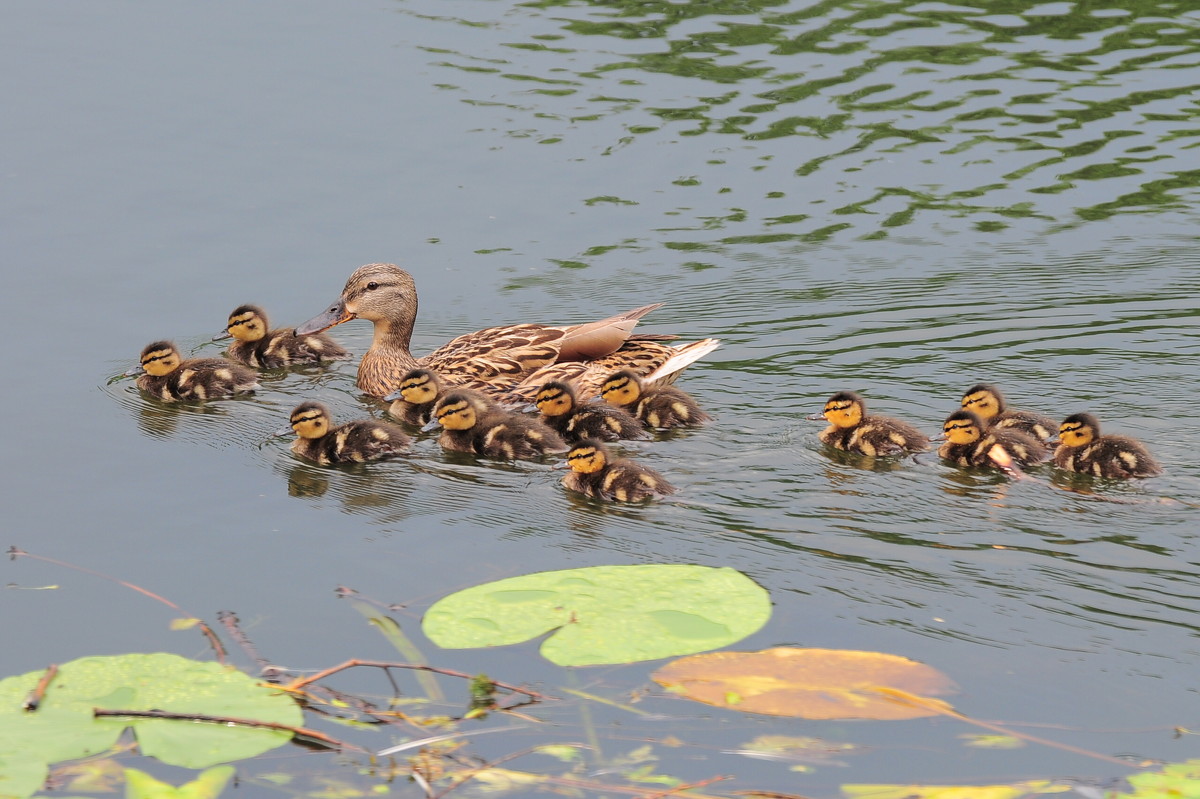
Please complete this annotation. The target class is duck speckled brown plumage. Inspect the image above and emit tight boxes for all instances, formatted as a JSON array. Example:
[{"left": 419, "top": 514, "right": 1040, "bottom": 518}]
[
  {"left": 810, "top": 391, "right": 928, "bottom": 456},
  {"left": 280, "top": 401, "right": 410, "bottom": 465},
  {"left": 939, "top": 409, "right": 1047, "bottom": 473},
  {"left": 383, "top": 368, "right": 444, "bottom": 426},
  {"left": 293, "top": 263, "right": 719, "bottom": 400},
  {"left": 130, "top": 341, "right": 258, "bottom": 402},
  {"left": 217, "top": 304, "right": 348, "bottom": 369},
  {"left": 561, "top": 439, "right": 676, "bottom": 502},
  {"left": 427, "top": 391, "right": 567, "bottom": 460},
  {"left": 599, "top": 370, "right": 712, "bottom": 430},
  {"left": 960, "top": 383, "right": 1055, "bottom": 443},
  {"left": 1052, "top": 412, "right": 1161, "bottom": 478},
  {"left": 534, "top": 380, "right": 649, "bottom": 443}
]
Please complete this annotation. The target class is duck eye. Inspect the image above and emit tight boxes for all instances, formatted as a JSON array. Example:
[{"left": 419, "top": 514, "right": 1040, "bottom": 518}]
[{"left": 366, "top": 281, "right": 379, "bottom": 290}]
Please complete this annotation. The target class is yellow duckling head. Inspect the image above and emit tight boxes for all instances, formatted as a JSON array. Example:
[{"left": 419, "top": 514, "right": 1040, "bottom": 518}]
[
  {"left": 566, "top": 439, "right": 610, "bottom": 474},
  {"left": 600, "top": 370, "right": 642, "bottom": 406},
  {"left": 289, "top": 401, "right": 331, "bottom": 439},
  {"left": 224, "top": 304, "right": 270, "bottom": 343},
  {"left": 535, "top": 381, "right": 577, "bottom": 417},
  {"left": 960, "top": 383, "right": 1006, "bottom": 421},
  {"left": 432, "top": 393, "right": 481, "bottom": 431},
  {"left": 138, "top": 341, "right": 182, "bottom": 377},
  {"left": 397, "top": 369, "right": 441, "bottom": 404},
  {"left": 942, "top": 409, "right": 985, "bottom": 445},
  {"left": 1057, "top": 412, "right": 1099, "bottom": 447},
  {"left": 821, "top": 391, "right": 865, "bottom": 429}
]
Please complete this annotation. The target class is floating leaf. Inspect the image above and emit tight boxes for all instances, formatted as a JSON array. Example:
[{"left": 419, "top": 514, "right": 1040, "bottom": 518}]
[
  {"left": 841, "top": 781, "right": 1071, "bottom": 799},
  {"left": 423, "top": 565, "right": 770, "bottom": 667},
  {"left": 124, "top": 765, "right": 235, "bottom": 799},
  {"left": 1119, "top": 758, "right": 1200, "bottom": 798},
  {"left": 0, "top": 654, "right": 301, "bottom": 798},
  {"left": 652, "top": 647, "right": 955, "bottom": 719},
  {"left": 960, "top": 733, "right": 1023, "bottom": 749}
]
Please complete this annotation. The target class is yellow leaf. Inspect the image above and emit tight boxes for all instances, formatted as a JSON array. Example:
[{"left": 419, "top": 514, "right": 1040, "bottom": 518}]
[
  {"left": 169, "top": 617, "right": 201, "bottom": 631},
  {"left": 841, "top": 780, "right": 1072, "bottom": 799}
]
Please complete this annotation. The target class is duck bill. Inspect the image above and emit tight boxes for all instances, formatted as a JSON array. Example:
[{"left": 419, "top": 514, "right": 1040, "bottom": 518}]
[
  {"left": 382, "top": 389, "right": 404, "bottom": 402},
  {"left": 212, "top": 329, "right": 232, "bottom": 341},
  {"left": 272, "top": 425, "right": 296, "bottom": 437},
  {"left": 122, "top": 365, "right": 145, "bottom": 377},
  {"left": 420, "top": 418, "right": 442, "bottom": 433},
  {"left": 804, "top": 412, "right": 827, "bottom": 421},
  {"left": 295, "top": 301, "right": 355, "bottom": 335}
]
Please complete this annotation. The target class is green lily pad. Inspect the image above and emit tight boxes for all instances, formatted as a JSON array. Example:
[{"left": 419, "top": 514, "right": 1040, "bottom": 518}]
[
  {"left": 422, "top": 565, "right": 771, "bottom": 667},
  {"left": 0, "top": 653, "right": 302, "bottom": 798}
]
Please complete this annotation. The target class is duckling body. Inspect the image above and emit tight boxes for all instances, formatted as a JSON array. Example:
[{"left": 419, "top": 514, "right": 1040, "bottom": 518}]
[
  {"left": 132, "top": 341, "right": 258, "bottom": 402},
  {"left": 960, "top": 383, "right": 1055, "bottom": 442},
  {"left": 561, "top": 439, "right": 676, "bottom": 502},
  {"left": 813, "top": 391, "right": 928, "bottom": 456},
  {"left": 293, "top": 263, "right": 719, "bottom": 399},
  {"left": 282, "top": 401, "right": 409, "bottom": 465},
  {"left": 534, "top": 380, "right": 649, "bottom": 443},
  {"left": 1052, "top": 412, "right": 1161, "bottom": 478},
  {"left": 384, "top": 368, "right": 444, "bottom": 426},
  {"left": 939, "top": 409, "right": 1047, "bottom": 471},
  {"left": 429, "top": 391, "right": 567, "bottom": 459},
  {"left": 599, "top": 370, "right": 711, "bottom": 430},
  {"left": 219, "top": 304, "right": 348, "bottom": 369}
]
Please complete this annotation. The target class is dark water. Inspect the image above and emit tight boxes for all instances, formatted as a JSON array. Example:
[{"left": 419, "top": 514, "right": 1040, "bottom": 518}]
[{"left": 4, "top": 0, "right": 1200, "bottom": 796}]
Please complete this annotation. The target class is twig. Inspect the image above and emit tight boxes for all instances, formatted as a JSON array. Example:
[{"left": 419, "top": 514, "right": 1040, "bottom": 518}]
[
  {"left": 377, "top": 725, "right": 526, "bottom": 757},
  {"left": 92, "top": 708, "right": 367, "bottom": 753},
  {"left": 639, "top": 776, "right": 732, "bottom": 799},
  {"left": 217, "top": 610, "right": 279, "bottom": 679},
  {"left": 23, "top": 663, "right": 59, "bottom": 711},
  {"left": 430, "top": 744, "right": 585, "bottom": 799},
  {"left": 284, "top": 659, "right": 555, "bottom": 701}
]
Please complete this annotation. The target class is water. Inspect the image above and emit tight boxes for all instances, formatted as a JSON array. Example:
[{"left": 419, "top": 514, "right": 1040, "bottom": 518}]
[{"left": 4, "top": 1, "right": 1200, "bottom": 796}]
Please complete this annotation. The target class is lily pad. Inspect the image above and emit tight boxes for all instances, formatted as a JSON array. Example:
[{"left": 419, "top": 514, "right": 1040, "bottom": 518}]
[
  {"left": 422, "top": 565, "right": 771, "bottom": 667},
  {"left": 0, "top": 653, "right": 301, "bottom": 798},
  {"left": 840, "top": 781, "right": 1071, "bottom": 799},
  {"left": 652, "top": 647, "right": 955, "bottom": 719}
]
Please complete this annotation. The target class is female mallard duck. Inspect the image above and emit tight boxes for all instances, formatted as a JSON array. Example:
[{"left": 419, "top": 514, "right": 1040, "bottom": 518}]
[
  {"left": 598, "top": 370, "right": 711, "bottom": 430},
  {"left": 129, "top": 341, "right": 258, "bottom": 401},
  {"left": 561, "top": 439, "right": 676, "bottom": 502},
  {"left": 959, "top": 383, "right": 1055, "bottom": 442},
  {"left": 293, "top": 263, "right": 720, "bottom": 400},
  {"left": 383, "top": 368, "right": 444, "bottom": 426},
  {"left": 939, "top": 409, "right": 1047, "bottom": 474},
  {"left": 808, "top": 391, "right": 928, "bottom": 455},
  {"left": 426, "top": 391, "right": 567, "bottom": 459},
  {"left": 216, "top": 304, "right": 348, "bottom": 369},
  {"left": 279, "top": 401, "right": 410, "bottom": 465},
  {"left": 1052, "top": 412, "right": 1161, "bottom": 478},
  {"left": 533, "top": 380, "right": 649, "bottom": 443}
]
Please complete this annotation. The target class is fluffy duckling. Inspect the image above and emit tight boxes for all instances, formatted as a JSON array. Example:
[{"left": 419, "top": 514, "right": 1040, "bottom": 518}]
[
  {"left": 939, "top": 409, "right": 1048, "bottom": 474},
  {"left": 599, "top": 370, "right": 711, "bottom": 430},
  {"left": 810, "top": 391, "right": 928, "bottom": 456},
  {"left": 280, "top": 401, "right": 410, "bottom": 465},
  {"left": 130, "top": 341, "right": 258, "bottom": 402},
  {"left": 561, "top": 439, "right": 676, "bottom": 503},
  {"left": 960, "top": 383, "right": 1055, "bottom": 442},
  {"left": 217, "top": 304, "right": 348, "bottom": 369},
  {"left": 1052, "top": 412, "right": 1161, "bottom": 478},
  {"left": 427, "top": 391, "right": 567, "bottom": 459},
  {"left": 384, "top": 368, "right": 444, "bottom": 426},
  {"left": 534, "top": 380, "right": 649, "bottom": 443}
]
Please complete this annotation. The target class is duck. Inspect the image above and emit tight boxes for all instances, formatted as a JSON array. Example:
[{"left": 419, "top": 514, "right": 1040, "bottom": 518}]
[
  {"left": 939, "top": 409, "right": 1048, "bottom": 474},
  {"left": 598, "top": 370, "right": 712, "bottom": 430},
  {"left": 959, "top": 383, "right": 1055, "bottom": 442},
  {"left": 128, "top": 341, "right": 258, "bottom": 401},
  {"left": 426, "top": 391, "right": 567, "bottom": 460},
  {"left": 279, "top": 401, "right": 410, "bottom": 465},
  {"left": 1052, "top": 412, "right": 1161, "bottom": 478},
  {"left": 383, "top": 368, "right": 444, "bottom": 426},
  {"left": 808, "top": 391, "right": 928, "bottom": 456},
  {"left": 215, "top": 304, "right": 349, "bottom": 369},
  {"left": 533, "top": 380, "right": 649, "bottom": 443},
  {"left": 561, "top": 439, "right": 676, "bottom": 502},
  {"left": 293, "top": 263, "right": 720, "bottom": 400}
]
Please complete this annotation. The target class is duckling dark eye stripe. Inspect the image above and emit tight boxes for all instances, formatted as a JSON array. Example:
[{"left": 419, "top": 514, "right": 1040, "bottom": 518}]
[
  {"left": 142, "top": 352, "right": 173, "bottom": 364},
  {"left": 1061, "top": 424, "right": 1083, "bottom": 433},
  {"left": 293, "top": 412, "right": 323, "bottom": 423},
  {"left": 539, "top": 389, "right": 565, "bottom": 401},
  {"left": 827, "top": 402, "right": 852, "bottom": 411},
  {"left": 567, "top": 451, "right": 594, "bottom": 461}
]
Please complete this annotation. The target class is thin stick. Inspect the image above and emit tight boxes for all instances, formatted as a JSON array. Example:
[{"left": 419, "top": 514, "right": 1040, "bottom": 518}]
[
  {"left": 92, "top": 708, "right": 366, "bottom": 753},
  {"left": 217, "top": 610, "right": 278, "bottom": 678},
  {"left": 23, "top": 664, "right": 59, "bottom": 712},
  {"left": 284, "top": 659, "right": 554, "bottom": 701}
]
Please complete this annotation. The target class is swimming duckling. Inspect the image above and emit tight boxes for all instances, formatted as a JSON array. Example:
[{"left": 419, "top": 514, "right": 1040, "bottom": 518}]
[
  {"left": 217, "top": 304, "right": 348, "bottom": 369},
  {"left": 599, "top": 370, "right": 711, "bottom": 430},
  {"left": 561, "top": 439, "right": 676, "bottom": 503},
  {"left": 384, "top": 368, "right": 444, "bottom": 426},
  {"left": 809, "top": 391, "right": 929, "bottom": 456},
  {"left": 534, "top": 380, "right": 649, "bottom": 443},
  {"left": 1052, "top": 412, "right": 1161, "bottom": 478},
  {"left": 939, "top": 409, "right": 1047, "bottom": 474},
  {"left": 427, "top": 391, "right": 567, "bottom": 459},
  {"left": 279, "top": 401, "right": 410, "bottom": 465},
  {"left": 129, "top": 341, "right": 258, "bottom": 402},
  {"left": 960, "top": 383, "right": 1055, "bottom": 442}
]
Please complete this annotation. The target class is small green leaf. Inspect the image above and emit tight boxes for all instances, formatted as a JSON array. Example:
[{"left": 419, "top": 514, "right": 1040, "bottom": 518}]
[{"left": 124, "top": 765, "right": 234, "bottom": 799}]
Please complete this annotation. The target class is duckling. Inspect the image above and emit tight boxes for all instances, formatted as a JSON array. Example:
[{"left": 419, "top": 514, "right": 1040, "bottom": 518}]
[
  {"left": 561, "top": 439, "right": 676, "bottom": 502},
  {"left": 217, "top": 304, "right": 348, "bottom": 369},
  {"left": 960, "top": 383, "right": 1055, "bottom": 442},
  {"left": 1052, "top": 412, "right": 1161, "bottom": 478},
  {"left": 383, "top": 368, "right": 444, "bottom": 426},
  {"left": 427, "top": 391, "right": 567, "bottom": 459},
  {"left": 534, "top": 380, "right": 649, "bottom": 443},
  {"left": 809, "top": 391, "right": 928, "bottom": 456},
  {"left": 279, "top": 401, "right": 410, "bottom": 465},
  {"left": 129, "top": 341, "right": 258, "bottom": 401},
  {"left": 599, "top": 370, "right": 711, "bottom": 430},
  {"left": 939, "top": 409, "right": 1048, "bottom": 474}
]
